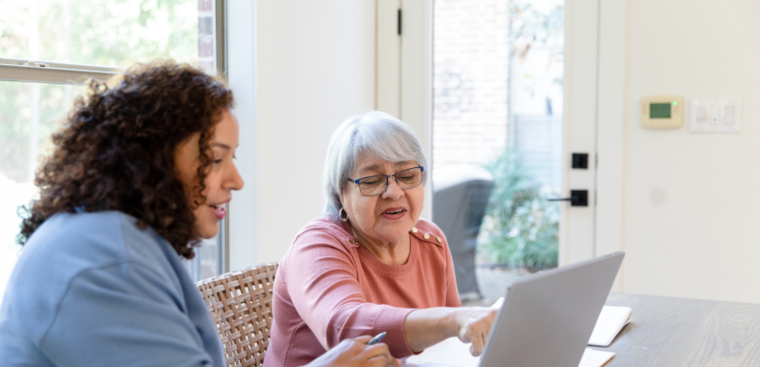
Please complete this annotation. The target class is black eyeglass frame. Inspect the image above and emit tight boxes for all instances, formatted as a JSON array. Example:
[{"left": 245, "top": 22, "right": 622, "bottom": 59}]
[{"left": 346, "top": 166, "right": 425, "bottom": 196}]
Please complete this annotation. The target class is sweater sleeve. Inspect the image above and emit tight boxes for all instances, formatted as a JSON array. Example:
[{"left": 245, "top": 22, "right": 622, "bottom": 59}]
[
  {"left": 286, "top": 231, "right": 417, "bottom": 358},
  {"left": 39, "top": 261, "right": 216, "bottom": 367}
]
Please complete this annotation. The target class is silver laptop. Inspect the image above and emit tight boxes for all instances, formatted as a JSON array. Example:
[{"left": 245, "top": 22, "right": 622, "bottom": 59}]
[{"left": 410, "top": 251, "right": 625, "bottom": 367}]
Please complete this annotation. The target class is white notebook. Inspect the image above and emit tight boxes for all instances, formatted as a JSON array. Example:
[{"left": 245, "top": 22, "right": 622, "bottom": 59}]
[{"left": 588, "top": 306, "right": 632, "bottom": 347}]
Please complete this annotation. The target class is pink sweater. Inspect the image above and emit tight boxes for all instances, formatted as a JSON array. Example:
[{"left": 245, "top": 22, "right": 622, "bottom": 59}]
[{"left": 264, "top": 217, "right": 461, "bottom": 367}]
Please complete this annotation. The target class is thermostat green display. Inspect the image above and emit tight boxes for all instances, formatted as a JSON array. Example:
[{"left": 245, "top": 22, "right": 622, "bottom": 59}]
[
  {"left": 640, "top": 96, "right": 684, "bottom": 129},
  {"left": 650, "top": 103, "right": 672, "bottom": 119}
]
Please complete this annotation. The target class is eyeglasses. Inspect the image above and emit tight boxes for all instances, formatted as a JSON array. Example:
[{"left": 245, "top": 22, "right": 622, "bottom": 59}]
[{"left": 347, "top": 166, "right": 425, "bottom": 196}]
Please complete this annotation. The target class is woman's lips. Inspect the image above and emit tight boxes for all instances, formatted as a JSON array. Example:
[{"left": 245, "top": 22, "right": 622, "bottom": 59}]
[
  {"left": 381, "top": 207, "right": 406, "bottom": 220},
  {"left": 209, "top": 205, "right": 227, "bottom": 220}
]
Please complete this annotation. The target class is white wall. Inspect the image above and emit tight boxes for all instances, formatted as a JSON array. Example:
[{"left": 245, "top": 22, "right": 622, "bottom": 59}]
[
  {"left": 253, "top": 0, "right": 377, "bottom": 264},
  {"left": 616, "top": 0, "right": 760, "bottom": 303}
]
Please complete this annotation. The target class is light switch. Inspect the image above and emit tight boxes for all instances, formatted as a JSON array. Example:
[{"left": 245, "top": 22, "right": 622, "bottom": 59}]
[
  {"left": 696, "top": 106, "right": 707, "bottom": 121},
  {"left": 710, "top": 106, "right": 721, "bottom": 124},
  {"left": 689, "top": 98, "right": 741, "bottom": 133},
  {"left": 724, "top": 105, "right": 736, "bottom": 125}
]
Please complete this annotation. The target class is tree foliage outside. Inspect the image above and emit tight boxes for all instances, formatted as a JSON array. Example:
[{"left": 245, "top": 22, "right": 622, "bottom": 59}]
[
  {"left": 0, "top": 0, "right": 199, "bottom": 67},
  {"left": 477, "top": 150, "right": 560, "bottom": 270},
  {"left": 510, "top": 0, "right": 564, "bottom": 93},
  {"left": 0, "top": 83, "right": 83, "bottom": 182}
]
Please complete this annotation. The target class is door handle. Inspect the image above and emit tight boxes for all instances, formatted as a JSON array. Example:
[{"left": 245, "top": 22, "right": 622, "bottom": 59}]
[{"left": 548, "top": 190, "right": 588, "bottom": 207}]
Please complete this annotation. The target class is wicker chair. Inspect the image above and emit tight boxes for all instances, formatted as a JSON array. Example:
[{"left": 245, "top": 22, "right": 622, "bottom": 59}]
[{"left": 196, "top": 263, "right": 279, "bottom": 367}]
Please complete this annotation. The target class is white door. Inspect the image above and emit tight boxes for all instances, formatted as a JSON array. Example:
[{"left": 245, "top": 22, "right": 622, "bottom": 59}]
[
  {"left": 378, "top": 0, "right": 624, "bottom": 288},
  {"left": 561, "top": 0, "right": 599, "bottom": 266}
]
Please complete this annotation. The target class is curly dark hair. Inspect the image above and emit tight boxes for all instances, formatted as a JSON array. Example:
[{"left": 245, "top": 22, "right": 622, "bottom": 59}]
[{"left": 17, "top": 60, "right": 234, "bottom": 259}]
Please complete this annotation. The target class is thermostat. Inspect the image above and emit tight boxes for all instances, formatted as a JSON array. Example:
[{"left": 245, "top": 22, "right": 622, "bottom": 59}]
[{"left": 640, "top": 95, "right": 684, "bottom": 129}]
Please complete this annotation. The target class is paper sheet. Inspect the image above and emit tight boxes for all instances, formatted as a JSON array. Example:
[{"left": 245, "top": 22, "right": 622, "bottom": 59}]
[
  {"left": 490, "top": 297, "right": 504, "bottom": 309},
  {"left": 404, "top": 337, "right": 614, "bottom": 367},
  {"left": 588, "top": 306, "right": 632, "bottom": 347},
  {"left": 579, "top": 348, "right": 615, "bottom": 367},
  {"left": 404, "top": 337, "right": 479, "bottom": 367}
]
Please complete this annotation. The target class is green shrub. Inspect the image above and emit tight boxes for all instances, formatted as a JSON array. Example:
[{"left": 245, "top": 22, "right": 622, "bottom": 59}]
[{"left": 478, "top": 150, "right": 559, "bottom": 270}]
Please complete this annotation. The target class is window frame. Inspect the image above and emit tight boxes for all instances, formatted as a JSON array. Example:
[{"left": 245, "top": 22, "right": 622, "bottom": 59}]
[{"left": 0, "top": 58, "right": 121, "bottom": 84}]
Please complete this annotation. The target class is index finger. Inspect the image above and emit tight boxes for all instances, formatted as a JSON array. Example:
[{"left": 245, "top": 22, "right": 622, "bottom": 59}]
[
  {"left": 469, "top": 329, "right": 486, "bottom": 356},
  {"left": 352, "top": 335, "right": 373, "bottom": 344}
]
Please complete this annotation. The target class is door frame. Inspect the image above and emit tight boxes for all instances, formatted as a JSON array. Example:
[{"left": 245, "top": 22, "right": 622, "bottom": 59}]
[
  {"left": 594, "top": 0, "right": 626, "bottom": 290},
  {"left": 563, "top": 0, "right": 627, "bottom": 291},
  {"left": 376, "top": 0, "right": 434, "bottom": 221}
]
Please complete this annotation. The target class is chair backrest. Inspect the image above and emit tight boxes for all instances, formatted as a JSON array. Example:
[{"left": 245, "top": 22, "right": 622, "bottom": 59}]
[{"left": 196, "top": 263, "right": 279, "bottom": 367}]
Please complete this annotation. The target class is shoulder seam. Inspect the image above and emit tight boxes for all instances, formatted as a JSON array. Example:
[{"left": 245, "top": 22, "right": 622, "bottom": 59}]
[{"left": 38, "top": 261, "right": 124, "bottom": 347}]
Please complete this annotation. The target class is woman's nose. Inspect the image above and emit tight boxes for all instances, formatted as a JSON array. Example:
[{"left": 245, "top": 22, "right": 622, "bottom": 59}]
[
  {"left": 226, "top": 164, "right": 245, "bottom": 191},
  {"left": 381, "top": 176, "right": 404, "bottom": 199}
]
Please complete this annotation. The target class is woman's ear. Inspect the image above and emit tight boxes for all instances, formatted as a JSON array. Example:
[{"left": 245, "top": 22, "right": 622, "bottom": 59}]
[{"left": 338, "top": 188, "right": 345, "bottom": 207}]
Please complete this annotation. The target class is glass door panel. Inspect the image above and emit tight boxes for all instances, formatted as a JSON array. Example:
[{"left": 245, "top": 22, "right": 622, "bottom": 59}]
[{"left": 432, "top": 0, "right": 564, "bottom": 306}]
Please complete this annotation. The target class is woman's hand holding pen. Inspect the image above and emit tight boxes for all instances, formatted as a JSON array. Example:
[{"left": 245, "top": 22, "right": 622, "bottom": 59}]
[{"left": 306, "top": 334, "right": 402, "bottom": 367}]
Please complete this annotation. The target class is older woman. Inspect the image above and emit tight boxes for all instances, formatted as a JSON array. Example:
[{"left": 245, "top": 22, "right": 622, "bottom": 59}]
[{"left": 266, "top": 111, "right": 497, "bottom": 367}]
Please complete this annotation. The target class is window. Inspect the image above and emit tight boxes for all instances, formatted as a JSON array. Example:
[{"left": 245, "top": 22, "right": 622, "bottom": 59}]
[{"left": 0, "top": 0, "right": 226, "bottom": 304}]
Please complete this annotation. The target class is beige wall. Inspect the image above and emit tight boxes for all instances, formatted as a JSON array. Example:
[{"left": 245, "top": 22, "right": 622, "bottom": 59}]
[
  {"left": 620, "top": 0, "right": 760, "bottom": 303},
  {"left": 255, "top": 0, "right": 377, "bottom": 263}
]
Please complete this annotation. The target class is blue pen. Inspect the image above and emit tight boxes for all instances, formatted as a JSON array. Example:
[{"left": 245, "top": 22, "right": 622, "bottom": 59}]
[{"left": 367, "top": 331, "right": 387, "bottom": 345}]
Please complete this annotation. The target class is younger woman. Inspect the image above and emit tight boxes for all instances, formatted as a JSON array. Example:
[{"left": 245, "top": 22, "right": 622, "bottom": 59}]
[{"left": 0, "top": 61, "right": 398, "bottom": 367}]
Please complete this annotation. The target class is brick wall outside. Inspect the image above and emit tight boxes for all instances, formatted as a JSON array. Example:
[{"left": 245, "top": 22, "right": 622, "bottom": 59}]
[
  {"left": 198, "top": 0, "right": 215, "bottom": 75},
  {"left": 433, "top": 0, "right": 510, "bottom": 171}
]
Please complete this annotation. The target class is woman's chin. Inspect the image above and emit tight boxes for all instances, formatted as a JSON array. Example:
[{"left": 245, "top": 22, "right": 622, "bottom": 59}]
[
  {"left": 373, "top": 224, "right": 413, "bottom": 242},
  {"left": 197, "top": 221, "right": 220, "bottom": 239}
]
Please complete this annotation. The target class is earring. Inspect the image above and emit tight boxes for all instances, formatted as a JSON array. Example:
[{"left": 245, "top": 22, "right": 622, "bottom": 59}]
[{"left": 339, "top": 208, "right": 348, "bottom": 223}]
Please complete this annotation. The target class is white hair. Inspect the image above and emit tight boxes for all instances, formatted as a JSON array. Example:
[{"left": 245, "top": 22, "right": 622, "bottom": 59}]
[{"left": 323, "top": 111, "right": 428, "bottom": 222}]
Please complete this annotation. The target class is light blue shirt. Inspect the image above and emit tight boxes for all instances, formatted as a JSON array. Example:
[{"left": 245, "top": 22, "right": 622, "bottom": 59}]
[{"left": 0, "top": 211, "right": 225, "bottom": 367}]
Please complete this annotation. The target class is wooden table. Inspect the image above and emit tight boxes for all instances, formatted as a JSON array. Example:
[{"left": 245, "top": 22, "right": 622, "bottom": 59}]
[{"left": 601, "top": 293, "right": 760, "bottom": 366}]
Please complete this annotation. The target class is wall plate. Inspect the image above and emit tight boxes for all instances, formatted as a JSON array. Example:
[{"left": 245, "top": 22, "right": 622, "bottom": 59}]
[{"left": 689, "top": 98, "right": 741, "bottom": 133}]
